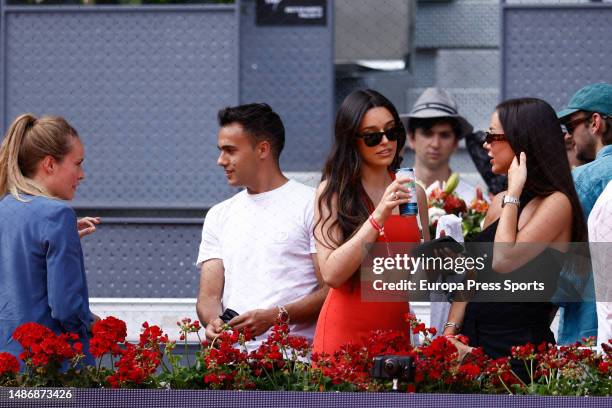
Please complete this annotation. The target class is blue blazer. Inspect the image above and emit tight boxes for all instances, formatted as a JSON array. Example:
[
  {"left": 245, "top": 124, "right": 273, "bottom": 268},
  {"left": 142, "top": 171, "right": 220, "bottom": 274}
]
[{"left": 0, "top": 194, "right": 93, "bottom": 364}]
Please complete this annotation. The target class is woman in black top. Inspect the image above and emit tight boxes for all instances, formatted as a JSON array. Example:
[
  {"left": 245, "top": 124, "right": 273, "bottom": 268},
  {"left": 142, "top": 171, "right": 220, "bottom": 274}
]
[{"left": 442, "top": 98, "right": 587, "bottom": 375}]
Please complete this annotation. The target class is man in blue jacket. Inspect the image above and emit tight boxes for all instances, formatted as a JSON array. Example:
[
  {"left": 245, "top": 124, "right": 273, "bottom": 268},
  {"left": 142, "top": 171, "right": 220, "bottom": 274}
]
[{"left": 557, "top": 83, "right": 612, "bottom": 344}]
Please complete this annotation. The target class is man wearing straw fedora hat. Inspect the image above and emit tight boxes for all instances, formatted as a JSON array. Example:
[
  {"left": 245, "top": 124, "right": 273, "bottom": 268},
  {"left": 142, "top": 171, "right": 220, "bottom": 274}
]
[
  {"left": 400, "top": 87, "right": 480, "bottom": 203},
  {"left": 401, "top": 88, "right": 482, "bottom": 338}
]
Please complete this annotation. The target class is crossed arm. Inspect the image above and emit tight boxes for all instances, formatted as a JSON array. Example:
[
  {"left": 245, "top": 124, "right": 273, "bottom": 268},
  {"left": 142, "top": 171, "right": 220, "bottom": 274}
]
[{"left": 196, "top": 255, "right": 328, "bottom": 341}]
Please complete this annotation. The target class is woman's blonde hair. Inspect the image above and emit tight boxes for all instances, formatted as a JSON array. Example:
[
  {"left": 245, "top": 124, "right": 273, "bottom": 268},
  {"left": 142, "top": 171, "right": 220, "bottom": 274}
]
[{"left": 0, "top": 113, "right": 79, "bottom": 200}]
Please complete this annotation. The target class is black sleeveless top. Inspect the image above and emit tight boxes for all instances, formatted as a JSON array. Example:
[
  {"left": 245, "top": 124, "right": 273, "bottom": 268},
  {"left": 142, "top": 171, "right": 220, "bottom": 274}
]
[
  {"left": 460, "top": 198, "right": 565, "bottom": 374},
  {"left": 463, "top": 201, "right": 565, "bottom": 328}
]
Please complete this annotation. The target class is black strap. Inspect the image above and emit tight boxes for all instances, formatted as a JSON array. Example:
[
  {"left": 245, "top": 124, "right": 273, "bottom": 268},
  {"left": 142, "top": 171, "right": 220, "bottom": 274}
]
[{"left": 412, "top": 102, "right": 457, "bottom": 115}]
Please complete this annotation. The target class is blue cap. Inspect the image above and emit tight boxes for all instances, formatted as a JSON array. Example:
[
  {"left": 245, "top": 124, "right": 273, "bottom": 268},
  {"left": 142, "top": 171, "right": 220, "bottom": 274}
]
[{"left": 557, "top": 83, "right": 612, "bottom": 119}]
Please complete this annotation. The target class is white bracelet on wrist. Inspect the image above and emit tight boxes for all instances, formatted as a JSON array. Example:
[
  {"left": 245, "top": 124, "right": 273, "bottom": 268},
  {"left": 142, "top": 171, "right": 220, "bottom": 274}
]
[{"left": 502, "top": 195, "right": 520, "bottom": 208}]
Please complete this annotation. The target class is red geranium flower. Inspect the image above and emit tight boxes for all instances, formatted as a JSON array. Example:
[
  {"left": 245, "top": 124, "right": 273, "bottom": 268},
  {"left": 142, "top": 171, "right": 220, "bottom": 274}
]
[
  {"left": 12, "top": 322, "right": 81, "bottom": 368},
  {"left": 90, "top": 316, "right": 127, "bottom": 358},
  {"left": 0, "top": 352, "right": 19, "bottom": 376}
]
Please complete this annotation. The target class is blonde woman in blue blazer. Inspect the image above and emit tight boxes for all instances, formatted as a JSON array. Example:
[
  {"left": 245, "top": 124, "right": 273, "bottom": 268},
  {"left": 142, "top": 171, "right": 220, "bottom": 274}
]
[{"left": 0, "top": 114, "right": 99, "bottom": 365}]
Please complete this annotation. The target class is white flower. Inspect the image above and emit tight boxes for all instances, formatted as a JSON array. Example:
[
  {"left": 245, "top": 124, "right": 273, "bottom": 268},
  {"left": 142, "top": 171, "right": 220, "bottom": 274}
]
[
  {"left": 428, "top": 207, "right": 447, "bottom": 226},
  {"left": 425, "top": 181, "right": 442, "bottom": 196}
]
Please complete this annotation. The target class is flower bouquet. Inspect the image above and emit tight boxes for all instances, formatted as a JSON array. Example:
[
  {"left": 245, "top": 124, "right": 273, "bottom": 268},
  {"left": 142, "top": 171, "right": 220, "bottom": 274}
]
[{"left": 427, "top": 173, "right": 488, "bottom": 241}]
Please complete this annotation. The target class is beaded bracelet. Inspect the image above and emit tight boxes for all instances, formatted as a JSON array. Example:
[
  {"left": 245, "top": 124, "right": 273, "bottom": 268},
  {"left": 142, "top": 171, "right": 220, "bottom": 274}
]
[
  {"left": 368, "top": 214, "right": 392, "bottom": 257},
  {"left": 368, "top": 214, "right": 385, "bottom": 237}
]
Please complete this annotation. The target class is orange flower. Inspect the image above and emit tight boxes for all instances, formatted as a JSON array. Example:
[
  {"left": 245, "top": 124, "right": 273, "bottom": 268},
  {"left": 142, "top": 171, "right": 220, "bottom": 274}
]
[{"left": 470, "top": 199, "right": 489, "bottom": 214}]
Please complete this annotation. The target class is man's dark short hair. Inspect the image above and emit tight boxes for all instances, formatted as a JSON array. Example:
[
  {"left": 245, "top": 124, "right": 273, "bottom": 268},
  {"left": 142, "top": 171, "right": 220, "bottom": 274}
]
[
  {"left": 602, "top": 115, "right": 612, "bottom": 146},
  {"left": 573, "top": 111, "right": 612, "bottom": 146},
  {"left": 217, "top": 103, "right": 285, "bottom": 161},
  {"left": 407, "top": 117, "right": 461, "bottom": 140}
]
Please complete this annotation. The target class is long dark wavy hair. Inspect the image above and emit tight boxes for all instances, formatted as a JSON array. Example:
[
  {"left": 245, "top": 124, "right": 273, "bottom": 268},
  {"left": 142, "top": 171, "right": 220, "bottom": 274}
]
[
  {"left": 496, "top": 98, "right": 587, "bottom": 242},
  {"left": 316, "top": 89, "right": 406, "bottom": 249}
]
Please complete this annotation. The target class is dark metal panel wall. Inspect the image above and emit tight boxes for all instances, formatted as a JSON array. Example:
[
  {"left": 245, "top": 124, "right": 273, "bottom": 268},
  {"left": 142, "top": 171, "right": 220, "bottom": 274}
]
[
  {"left": 416, "top": 0, "right": 499, "bottom": 49},
  {"left": 502, "top": 3, "right": 612, "bottom": 109},
  {"left": 2, "top": 6, "right": 239, "bottom": 209},
  {"left": 0, "top": 2, "right": 334, "bottom": 298},
  {"left": 82, "top": 220, "right": 202, "bottom": 298},
  {"left": 239, "top": 0, "right": 334, "bottom": 171}
]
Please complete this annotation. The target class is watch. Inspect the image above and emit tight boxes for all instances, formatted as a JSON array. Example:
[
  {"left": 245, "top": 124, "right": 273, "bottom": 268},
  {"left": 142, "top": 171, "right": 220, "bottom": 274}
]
[
  {"left": 443, "top": 321, "right": 461, "bottom": 332},
  {"left": 502, "top": 195, "right": 520, "bottom": 208},
  {"left": 277, "top": 305, "right": 290, "bottom": 324}
]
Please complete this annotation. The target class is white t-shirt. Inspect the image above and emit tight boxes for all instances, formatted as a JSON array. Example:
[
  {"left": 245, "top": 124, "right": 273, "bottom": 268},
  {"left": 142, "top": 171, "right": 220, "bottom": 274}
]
[
  {"left": 196, "top": 179, "right": 319, "bottom": 342},
  {"left": 587, "top": 180, "right": 612, "bottom": 350},
  {"left": 454, "top": 178, "right": 479, "bottom": 204}
]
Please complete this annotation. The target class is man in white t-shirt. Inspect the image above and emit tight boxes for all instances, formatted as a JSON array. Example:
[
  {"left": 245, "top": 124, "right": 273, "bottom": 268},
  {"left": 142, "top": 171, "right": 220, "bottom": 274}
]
[
  {"left": 400, "top": 88, "right": 481, "bottom": 203},
  {"left": 196, "top": 103, "right": 328, "bottom": 347},
  {"left": 587, "top": 180, "right": 612, "bottom": 350}
]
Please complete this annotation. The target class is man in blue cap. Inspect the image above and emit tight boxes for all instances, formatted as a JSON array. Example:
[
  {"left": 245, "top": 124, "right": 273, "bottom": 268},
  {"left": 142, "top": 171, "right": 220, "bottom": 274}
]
[{"left": 557, "top": 82, "right": 612, "bottom": 345}]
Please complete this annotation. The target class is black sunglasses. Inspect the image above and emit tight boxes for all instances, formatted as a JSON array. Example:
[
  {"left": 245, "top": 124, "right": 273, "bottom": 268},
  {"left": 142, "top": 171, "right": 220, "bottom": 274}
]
[
  {"left": 357, "top": 126, "right": 403, "bottom": 147},
  {"left": 563, "top": 114, "right": 593, "bottom": 135},
  {"left": 484, "top": 131, "right": 507, "bottom": 144}
]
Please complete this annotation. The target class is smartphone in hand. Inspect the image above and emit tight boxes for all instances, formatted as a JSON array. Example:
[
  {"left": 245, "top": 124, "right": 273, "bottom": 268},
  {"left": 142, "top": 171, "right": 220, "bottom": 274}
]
[
  {"left": 219, "top": 308, "right": 239, "bottom": 323},
  {"left": 415, "top": 236, "right": 464, "bottom": 258}
]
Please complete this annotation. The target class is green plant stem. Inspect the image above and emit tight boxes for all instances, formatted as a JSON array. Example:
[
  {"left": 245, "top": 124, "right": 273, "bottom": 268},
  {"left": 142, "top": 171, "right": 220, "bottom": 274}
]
[
  {"left": 519, "top": 359, "right": 533, "bottom": 388},
  {"left": 95, "top": 357, "right": 103, "bottom": 379},
  {"left": 546, "top": 368, "right": 554, "bottom": 390},
  {"left": 499, "top": 375, "right": 514, "bottom": 395},
  {"left": 209, "top": 332, "right": 222, "bottom": 350},
  {"left": 582, "top": 364, "right": 599, "bottom": 384},
  {"left": 160, "top": 358, "right": 172, "bottom": 374},
  {"left": 296, "top": 363, "right": 303, "bottom": 391},
  {"left": 183, "top": 337, "right": 191, "bottom": 369},
  {"left": 261, "top": 364, "right": 278, "bottom": 390},
  {"left": 510, "top": 367, "right": 528, "bottom": 388},
  {"left": 281, "top": 345, "right": 290, "bottom": 391}
]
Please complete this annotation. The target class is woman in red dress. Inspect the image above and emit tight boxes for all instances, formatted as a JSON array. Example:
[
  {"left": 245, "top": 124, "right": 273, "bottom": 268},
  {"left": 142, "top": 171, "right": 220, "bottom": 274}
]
[{"left": 313, "top": 89, "right": 430, "bottom": 355}]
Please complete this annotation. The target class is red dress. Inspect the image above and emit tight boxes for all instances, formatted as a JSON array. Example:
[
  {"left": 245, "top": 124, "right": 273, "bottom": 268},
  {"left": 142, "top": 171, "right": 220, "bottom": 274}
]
[{"left": 312, "top": 215, "right": 421, "bottom": 355}]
